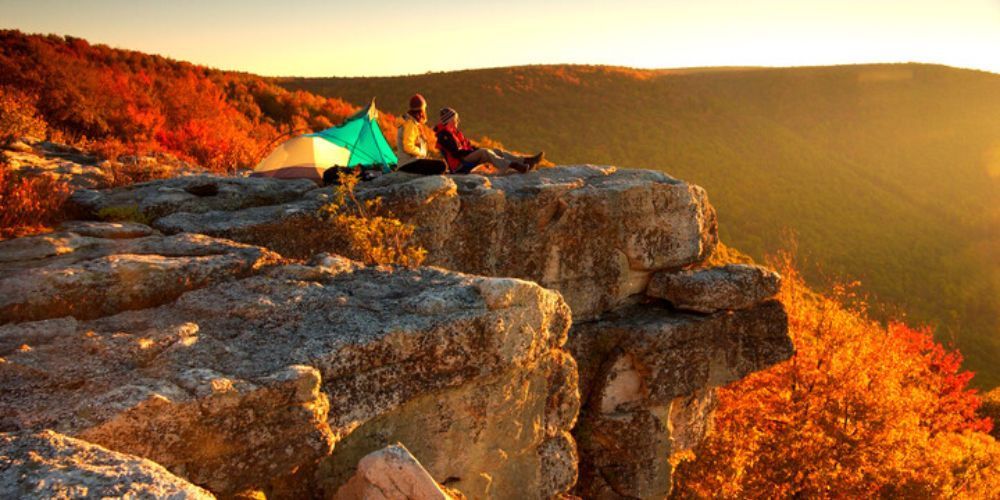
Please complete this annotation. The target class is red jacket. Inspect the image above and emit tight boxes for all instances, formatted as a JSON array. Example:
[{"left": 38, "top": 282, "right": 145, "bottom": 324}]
[{"left": 434, "top": 122, "right": 475, "bottom": 172}]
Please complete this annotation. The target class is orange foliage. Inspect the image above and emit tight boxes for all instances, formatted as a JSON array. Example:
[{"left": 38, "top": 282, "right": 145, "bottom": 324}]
[
  {"left": 0, "top": 87, "right": 46, "bottom": 146},
  {"left": 672, "top": 253, "right": 998, "bottom": 498},
  {"left": 321, "top": 171, "right": 426, "bottom": 267},
  {"left": 0, "top": 164, "right": 71, "bottom": 239},
  {"left": 0, "top": 30, "right": 384, "bottom": 172}
]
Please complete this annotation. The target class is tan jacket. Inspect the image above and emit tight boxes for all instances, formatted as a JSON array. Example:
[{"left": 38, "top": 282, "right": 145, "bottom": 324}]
[{"left": 396, "top": 114, "right": 427, "bottom": 166}]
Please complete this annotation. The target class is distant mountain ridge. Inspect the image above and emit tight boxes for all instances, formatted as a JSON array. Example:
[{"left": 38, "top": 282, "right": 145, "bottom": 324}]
[
  {"left": 1, "top": 30, "right": 996, "bottom": 387},
  {"left": 279, "top": 63, "right": 1000, "bottom": 387}
]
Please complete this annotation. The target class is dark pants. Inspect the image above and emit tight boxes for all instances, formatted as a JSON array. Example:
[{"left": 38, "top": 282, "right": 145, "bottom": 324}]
[{"left": 398, "top": 159, "right": 447, "bottom": 175}]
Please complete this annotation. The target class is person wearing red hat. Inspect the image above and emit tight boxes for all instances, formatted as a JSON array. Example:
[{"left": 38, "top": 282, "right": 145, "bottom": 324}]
[
  {"left": 395, "top": 94, "right": 447, "bottom": 174},
  {"left": 434, "top": 107, "right": 544, "bottom": 175}
]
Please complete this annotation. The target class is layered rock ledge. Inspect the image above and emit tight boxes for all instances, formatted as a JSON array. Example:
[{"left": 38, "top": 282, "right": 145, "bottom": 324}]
[
  {"left": 6, "top": 166, "right": 793, "bottom": 498},
  {"left": 0, "top": 230, "right": 278, "bottom": 324},
  {"left": 568, "top": 301, "right": 793, "bottom": 497},
  {"left": 74, "top": 166, "right": 718, "bottom": 320},
  {"left": 0, "top": 226, "right": 577, "bottom": 498}
]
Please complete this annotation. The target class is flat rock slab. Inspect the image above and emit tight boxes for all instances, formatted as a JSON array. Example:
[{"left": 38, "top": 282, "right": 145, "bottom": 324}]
[
  {"left": 58, "top": 221, "right": 157, "bottom": 239},
  {"left": 0, "top": 260, "right": 576, "bottom": 497},
  {"left": 139, "top": 167, "right": 718, "bottom": 320},
  {"left": 647, "top": 263, "right": 782, "bottom": 313},
  {"left": 68, "top": 174, "right": 317, "bottom": 221},
  {"left": 0, "top": 430, "right": 213, "bottom": 499},
  {"left": 0, "top": 231, "right": 279, "bottom": 324}
]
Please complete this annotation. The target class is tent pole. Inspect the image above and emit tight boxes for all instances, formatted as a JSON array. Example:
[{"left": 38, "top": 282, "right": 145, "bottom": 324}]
[{"left": 368, "top": 117, "right": 388, "bottom": 173}]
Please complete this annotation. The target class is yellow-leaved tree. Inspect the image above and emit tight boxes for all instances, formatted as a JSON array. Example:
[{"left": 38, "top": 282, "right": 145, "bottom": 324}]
[{"left": 671, "top": 253, "right": 999, "bottom": 498}]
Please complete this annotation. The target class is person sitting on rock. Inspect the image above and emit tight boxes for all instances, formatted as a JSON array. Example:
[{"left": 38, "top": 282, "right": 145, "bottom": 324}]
[
  {"left": 395, "top": 94, "right": 447, "bottom": 175},
  {"left": 433, "top": 107, "right": 543, "bottom": 175}
]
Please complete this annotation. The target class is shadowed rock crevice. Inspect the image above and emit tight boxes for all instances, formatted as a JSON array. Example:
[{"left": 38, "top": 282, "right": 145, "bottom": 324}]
[{"left": 568, "top": 300, "right": 792, "bottom": 497}]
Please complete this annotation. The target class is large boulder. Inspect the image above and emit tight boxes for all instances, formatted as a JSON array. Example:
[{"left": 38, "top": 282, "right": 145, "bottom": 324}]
[
  {"left": 567, "top": 301, "right": 793, "bottom": 498},
  {"left": 363, "top": 167, "right": 718, "bottom": 321},
  {"left": 647, "top": 263, "right": 782, "bottom": 313},
  {"left": 0, "top": 226, "right": 279, "bottom": 324},
  {"left": 0, "top": 430, "right": 213, "bottom": 499},
  {"left": 0, "top": 253, "right": 577, "bottom": 498},
  {"left": 113, "top": 167, "right": 718, "bottom": 320}
]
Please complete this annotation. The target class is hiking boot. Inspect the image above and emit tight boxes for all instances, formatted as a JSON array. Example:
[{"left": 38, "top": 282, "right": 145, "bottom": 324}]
[
  {"left": 523, "top": 151, "right": 545, "bottom": 169},
  {"left": 508, "top": 162, "right": 530, "bottom": 174}
]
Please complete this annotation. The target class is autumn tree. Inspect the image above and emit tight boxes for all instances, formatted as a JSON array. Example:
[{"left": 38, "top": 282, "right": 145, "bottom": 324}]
[
  {"left": 0, "top": 164, "right": 71, "bottom": 239},
  {"left": 671, "top": 253, "right": 999, "bottom": 498},
  {"left": 0, "top": 87, "right": 46, "bottom": 146}
]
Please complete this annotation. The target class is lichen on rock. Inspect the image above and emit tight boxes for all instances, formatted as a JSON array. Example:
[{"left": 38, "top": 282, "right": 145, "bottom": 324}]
[
  {"left": 0, "top": 430, "right": 213, "bottom": 499},
  {"left": 647, "top": 263, "right": 782, "bottom": 313},
  {"left": 1, "top": 250, "right": 577, "bottom": 497}
]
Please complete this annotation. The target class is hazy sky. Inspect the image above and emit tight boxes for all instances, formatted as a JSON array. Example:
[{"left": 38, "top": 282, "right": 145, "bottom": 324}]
[{"left": 2, "top": 0, "right": 998, "bottom": 76}]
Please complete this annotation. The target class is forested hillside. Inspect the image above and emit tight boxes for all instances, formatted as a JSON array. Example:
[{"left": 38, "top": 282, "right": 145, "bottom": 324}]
[
  {"left": 0, "top": 30, "right": 389, "bottom": 172},
  {"left": 281, "top": 64, "right": 1000, "bottom": 387}
]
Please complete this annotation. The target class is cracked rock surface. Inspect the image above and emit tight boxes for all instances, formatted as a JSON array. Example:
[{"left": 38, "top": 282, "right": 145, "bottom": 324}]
[
  {"left": 1, "top": 430, "right": 213, "bottom": 499},
  {"left": 1, "top": 250, "right": 576, "bottom": 497},
  {"left": 0, "top": 226, "right": 279, "bottom": 324},
  {"left": 568, "top": 301, "right": 793, "bottom": 498}
]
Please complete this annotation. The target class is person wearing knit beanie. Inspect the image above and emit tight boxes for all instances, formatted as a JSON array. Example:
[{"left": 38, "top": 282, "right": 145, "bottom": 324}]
[
  {"left": 408, "top": 94, "right": 427, "bottom": 122},
  {"left": 439, "top": 107, "right": 458, "bottom": 125},
  {"left": 409, "top": 94, "right": 426, "bottom": 114},
  {"left": 410, "top": 93, "right": 426, "bottom": 110},
  {"left": 395, "top": 93, "right": 448, "bottom": 174},
  {"left": 433, "top": 107, "right": 544, "bottom": 175}
]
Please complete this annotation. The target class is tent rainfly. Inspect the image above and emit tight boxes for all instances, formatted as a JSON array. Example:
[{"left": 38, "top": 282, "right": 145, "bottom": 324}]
[{"left": 252, "top": 99, "right": 397, "bottom": 182}]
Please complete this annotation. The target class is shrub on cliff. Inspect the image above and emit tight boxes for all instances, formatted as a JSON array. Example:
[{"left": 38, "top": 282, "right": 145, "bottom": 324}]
[
  {"left": 0, "top": 87, "right": 46, "bottom": 146},
  {"left": 244, "top": 172, "right": 426, "bottom": 267},
  {"left": 0, "top": 165, "right": 71, "bottom": 239},
  {"left": 671, "top": 254, "right": 998, "bottom": 498}
]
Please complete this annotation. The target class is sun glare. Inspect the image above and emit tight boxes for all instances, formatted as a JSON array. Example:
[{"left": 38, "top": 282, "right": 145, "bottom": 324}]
[{"left": 0, "top": 0, "right": 997, "bottom": 76}]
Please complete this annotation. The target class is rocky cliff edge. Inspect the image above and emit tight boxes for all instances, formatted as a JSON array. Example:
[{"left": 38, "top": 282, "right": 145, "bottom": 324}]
[{"left": 2, "top": 166, "right": 792, "bottom": 498}]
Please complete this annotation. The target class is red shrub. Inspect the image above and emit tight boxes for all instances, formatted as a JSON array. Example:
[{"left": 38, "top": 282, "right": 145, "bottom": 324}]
[{"left": 0, "top": 164, "right": 71, "bottom": 238}]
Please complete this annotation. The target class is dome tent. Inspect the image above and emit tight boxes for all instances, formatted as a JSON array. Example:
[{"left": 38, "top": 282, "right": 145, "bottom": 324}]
[{"left": 252, "top": 99, "right": 397, "bottom": 182}]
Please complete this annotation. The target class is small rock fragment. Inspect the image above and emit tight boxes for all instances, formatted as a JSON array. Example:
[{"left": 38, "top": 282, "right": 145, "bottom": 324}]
[{"left": 334, "top": 443, "right": 462, "bottom": 500}]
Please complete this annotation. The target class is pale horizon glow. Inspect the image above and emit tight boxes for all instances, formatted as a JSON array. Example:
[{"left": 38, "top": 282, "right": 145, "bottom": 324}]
[{"left": 1, "top": 0, "right": 997, "bottom": 77}]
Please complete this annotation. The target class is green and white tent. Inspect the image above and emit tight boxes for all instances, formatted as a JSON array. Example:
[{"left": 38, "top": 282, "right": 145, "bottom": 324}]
[{"left": 253, "top": 100, "right": 397, "bottom": 182}]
